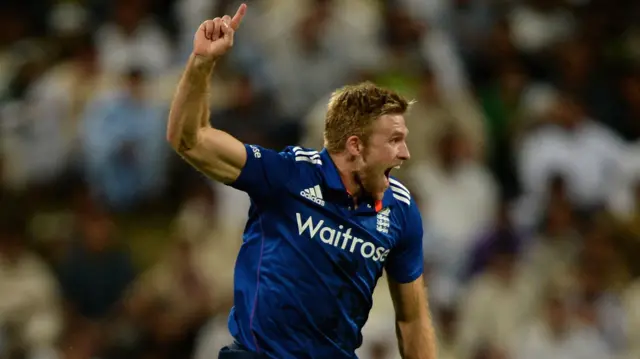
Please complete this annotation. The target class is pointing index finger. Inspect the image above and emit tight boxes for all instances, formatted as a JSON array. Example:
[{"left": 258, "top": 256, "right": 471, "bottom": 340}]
[{"left": 230, "top": 3, "right": 247, "bottom": 31}]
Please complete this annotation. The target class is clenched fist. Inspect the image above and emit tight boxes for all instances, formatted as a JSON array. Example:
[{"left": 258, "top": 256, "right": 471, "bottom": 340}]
[{"left": 193, "top": 3, "right": 247, "bottom": 62}]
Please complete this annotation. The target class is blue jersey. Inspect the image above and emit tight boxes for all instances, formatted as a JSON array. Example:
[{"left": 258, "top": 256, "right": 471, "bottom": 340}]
[{"left": 226, "top": 144, "right": 424, "bottom": 358}]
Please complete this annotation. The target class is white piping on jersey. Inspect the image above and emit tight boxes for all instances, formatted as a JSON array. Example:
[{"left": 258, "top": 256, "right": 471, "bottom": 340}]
[
  {"left": 293, "top": 146, "right": 322, "bottom": 165},
  {"left": 389, "top": 178, "right": 411, "bottom": 205},
  {"left": 292, "top": 147, "right": 320, "bottom": 156},
  {"left": 291, "top": 147, "right": 411, "bottom": 206},
  {"left": 392, "top": 194, "right": 410, "bottom": 206}
]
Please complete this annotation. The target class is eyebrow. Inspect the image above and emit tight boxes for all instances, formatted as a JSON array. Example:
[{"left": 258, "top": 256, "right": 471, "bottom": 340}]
[{"left": 391, "top": 129, "right": 408, "bottom": 137}]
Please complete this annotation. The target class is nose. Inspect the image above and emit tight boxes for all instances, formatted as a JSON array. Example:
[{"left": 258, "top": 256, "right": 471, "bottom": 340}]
[{"left": 399, "top": 141, "right": 410, "bottom": 161}]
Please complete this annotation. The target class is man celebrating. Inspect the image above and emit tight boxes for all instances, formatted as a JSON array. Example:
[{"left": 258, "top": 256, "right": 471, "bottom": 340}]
[{"left": 167, "top": 4, "right": 436, "bottom": 358}]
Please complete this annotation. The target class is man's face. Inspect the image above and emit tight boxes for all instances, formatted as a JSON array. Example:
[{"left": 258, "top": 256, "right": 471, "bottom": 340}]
[{"left": 355, "top": 114, "right": 410, "bottom": 199}]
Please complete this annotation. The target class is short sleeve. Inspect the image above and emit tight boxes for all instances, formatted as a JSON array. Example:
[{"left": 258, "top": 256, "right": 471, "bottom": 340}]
[
  {"left": 385, "top": 200, "right": 424, "bottom": 283},
  {"left": 228, "top": 144, "right": 298, "bottom": 200}
]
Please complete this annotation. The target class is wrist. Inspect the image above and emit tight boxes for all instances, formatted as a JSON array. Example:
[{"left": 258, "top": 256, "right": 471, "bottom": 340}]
[{"left": 191, "top": 53, "right": 217, "bottom": 73}]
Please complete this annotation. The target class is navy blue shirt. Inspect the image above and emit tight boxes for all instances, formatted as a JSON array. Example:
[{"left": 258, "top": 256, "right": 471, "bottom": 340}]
[{"left": 227, "top": 144, "right": 424, "bottom": 358}]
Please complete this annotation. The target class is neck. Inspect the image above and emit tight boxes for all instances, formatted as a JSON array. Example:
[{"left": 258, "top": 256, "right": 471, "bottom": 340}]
[{"left": 329, "top": 152, "right": 361, "bottom": 197}]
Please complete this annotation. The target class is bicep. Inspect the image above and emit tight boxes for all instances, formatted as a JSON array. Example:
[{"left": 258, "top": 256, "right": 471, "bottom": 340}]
[
  {"left": 183, "top": 130, "right": 300, "bottom": 199},
  {"left": 179, "top": 127, "right": 247, "bottom": 184},
  {"left": 387, "top": 275, "right": 428, "bottom": 321}
]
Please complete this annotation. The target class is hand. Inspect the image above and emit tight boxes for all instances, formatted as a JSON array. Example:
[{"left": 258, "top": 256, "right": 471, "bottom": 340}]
[{"left": 193, "top": 3, "right": 247, "bottom": 62}]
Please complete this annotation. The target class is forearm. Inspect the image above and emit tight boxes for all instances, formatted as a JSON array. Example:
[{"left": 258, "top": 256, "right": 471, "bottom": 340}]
[
  {"left": 396, "top": 311, "right": 437, "bottom": 359},
  {"left": 167, "top": 54, "right": 216, "bottom": 151}
]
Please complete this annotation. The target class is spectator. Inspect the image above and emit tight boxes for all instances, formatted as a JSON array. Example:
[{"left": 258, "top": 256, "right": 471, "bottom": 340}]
[
  {"left": 622, "top": 278, "right": 640, "bottom": 359},
  {"left": 411, "top": 125, "right": 498, "bottom": 307},
  {"left": 455, "top": 235, "right": 536, "bottom": 359},
  {"left": 401, "top": 68, "right": 486, "bottom": 174},
  {"left": 80, "top": 68, "right": 169, "bottom": 212},
  {"left": 57, "top": 208, "right": 136, "bottom": 357},
  {"left": 518, "top": 91, "right": 626, "bottom": 213},
  {"left": 95, "top": 0, "right": 172, "bottom": 76},
  {"left": 509, "top": 285, "right": 612, "bottom": 359},
  {"left": 0, "top": 208, "right": 62, "bottom": 359}
]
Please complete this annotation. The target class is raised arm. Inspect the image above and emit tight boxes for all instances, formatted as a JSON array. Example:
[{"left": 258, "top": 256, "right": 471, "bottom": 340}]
[{"left": 167, "top": 4, "right": 248, "bottom": 184}]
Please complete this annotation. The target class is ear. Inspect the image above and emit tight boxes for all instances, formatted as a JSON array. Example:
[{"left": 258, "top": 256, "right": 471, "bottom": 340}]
[{"left": 345, "top": 135, "right": 363, "bottom": 157}]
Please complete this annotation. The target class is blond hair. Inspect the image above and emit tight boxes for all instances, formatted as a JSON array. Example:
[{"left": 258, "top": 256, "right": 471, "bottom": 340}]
[{"left": 323, "top": 82, "right": 413, "bottom": 153}]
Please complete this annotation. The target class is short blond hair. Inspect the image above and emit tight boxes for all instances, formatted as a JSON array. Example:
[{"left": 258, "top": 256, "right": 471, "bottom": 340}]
[{"left": 323, "top": 82, "right": 413, "bottom": 153}]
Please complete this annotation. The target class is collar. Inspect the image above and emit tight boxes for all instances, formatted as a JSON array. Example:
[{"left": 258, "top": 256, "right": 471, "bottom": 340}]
[{"left": 319, "top": 149, "right": 396, "bottom": 212}]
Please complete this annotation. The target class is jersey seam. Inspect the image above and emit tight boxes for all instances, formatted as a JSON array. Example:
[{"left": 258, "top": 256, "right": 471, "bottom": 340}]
[{"left": 249, "top": 202, "right": 266, "bottom": 353}]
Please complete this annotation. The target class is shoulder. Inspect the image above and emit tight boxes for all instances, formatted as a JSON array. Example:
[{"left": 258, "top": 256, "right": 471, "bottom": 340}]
[
  {"left": 246, "top": 145, "right": 324, "bottom": 184},
  {"left": 242, "top": 144, "right": 326, "bottom": 177},
  {"left": 388, "top": 176, "right": 422, "bottom": 229},
  {"left": 269, "top": 146, "right": 325, "bottom": 172},
  {"left": 388, "top": 176, "right": 413, "bottom": 207},
  {"left": 284, "top": 146, "right": 324, "bottom": 166}
]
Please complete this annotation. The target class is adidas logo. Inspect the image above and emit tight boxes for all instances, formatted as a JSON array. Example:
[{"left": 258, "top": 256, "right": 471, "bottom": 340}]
[{"left": 300, "top": 185, "right": 325, "bottom": 206}]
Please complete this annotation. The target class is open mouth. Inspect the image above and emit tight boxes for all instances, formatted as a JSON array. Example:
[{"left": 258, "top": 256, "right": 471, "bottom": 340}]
[{"left": 385, "top": 165, "right": 401, "bottom": 178}]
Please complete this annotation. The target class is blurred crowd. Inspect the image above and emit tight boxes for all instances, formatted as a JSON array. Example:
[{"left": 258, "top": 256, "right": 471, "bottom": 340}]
[{"left": 1, "top": 0, "right": 640, "bottom": 358}]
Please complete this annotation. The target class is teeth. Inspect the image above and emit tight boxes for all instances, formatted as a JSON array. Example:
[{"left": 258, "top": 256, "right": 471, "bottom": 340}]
[{"left": 394, "top": 165, "right": 401, "bottom": 169}]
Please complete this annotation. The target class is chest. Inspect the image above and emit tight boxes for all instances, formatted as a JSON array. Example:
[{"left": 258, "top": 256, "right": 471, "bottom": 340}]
[{"left": 280, "top": 184, "right": 403, "bottom": 264}]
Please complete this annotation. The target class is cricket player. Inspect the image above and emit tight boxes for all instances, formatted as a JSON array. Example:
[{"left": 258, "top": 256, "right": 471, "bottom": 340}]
[{"left": 166, "top": 4, "right": 437, "bottom": 358}]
